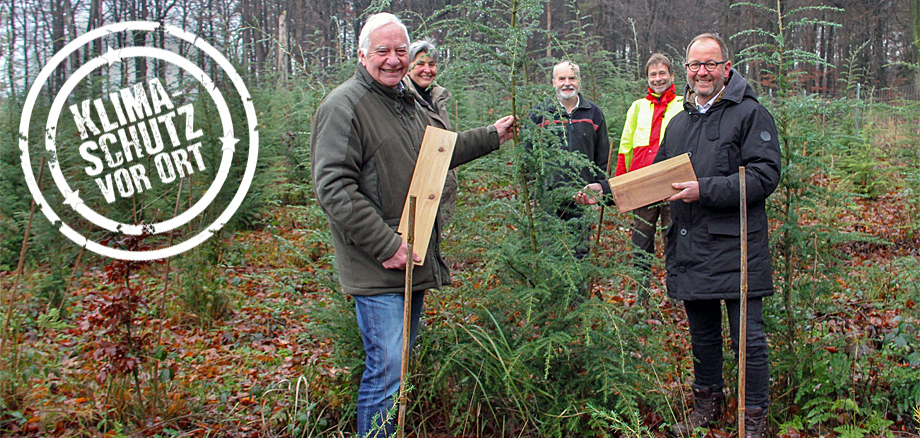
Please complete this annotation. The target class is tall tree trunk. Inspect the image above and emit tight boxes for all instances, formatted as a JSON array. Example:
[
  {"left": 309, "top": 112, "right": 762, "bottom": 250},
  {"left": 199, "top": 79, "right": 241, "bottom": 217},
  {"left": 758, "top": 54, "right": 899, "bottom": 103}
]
[
  {"left": 86, "top": 0, "right": 102, "bottom": 65},
  {"left": 134, "top": 0, "right": 149, "bottom": 84},
  {"left": 872, "top": 12, "right": 886, "bottom": 92},
  {"left": 293, "top": 0, "right": 304, "bottom": 73},
  {"left": 50, "top": 0, "right": 66, "bottom": 92},
  {"left": 820, "top": 18, "right": 828, "bottom": 93},
  {"left": 62, "top": 0, "right": 80, "bottom": 72},
  {"left": 277, "top": 10, "right": 288, "bottom": 77},
  {"left": 828, "top": 23, "right": 837, "bottom": 95},
  {"left": 911, "top": 0, "right": 920, "bottom": 88},
  {"left": 178, "top": 0, "right": 191, "bottom": 83},
  {"left": 7, "top": 0, "right": 17, "bottom": 100},
  {"left": 241, "top": 0, "right": 253, "bottom": 76},
  {"left": 545, "top": 0, "right": 551, "bottom": 59},
  {"left": 23, "top": 0, "right": 31, "bottom": 95},
  {"left": 255, "top": 0, "right": 266, "bottom": 72}
]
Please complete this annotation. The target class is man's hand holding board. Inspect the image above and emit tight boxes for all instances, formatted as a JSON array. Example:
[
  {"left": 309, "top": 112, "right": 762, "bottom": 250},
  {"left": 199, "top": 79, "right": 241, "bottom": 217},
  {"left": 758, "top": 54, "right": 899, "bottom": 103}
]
[{"left": 608, "top": 153, "right": 697, "bottom": 213}]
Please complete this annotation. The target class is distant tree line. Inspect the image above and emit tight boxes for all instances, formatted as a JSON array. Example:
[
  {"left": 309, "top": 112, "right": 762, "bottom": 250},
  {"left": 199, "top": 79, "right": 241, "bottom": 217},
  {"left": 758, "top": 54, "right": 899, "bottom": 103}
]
[{"left": 1, "top": 0, "right": 918, "bottom": 100}]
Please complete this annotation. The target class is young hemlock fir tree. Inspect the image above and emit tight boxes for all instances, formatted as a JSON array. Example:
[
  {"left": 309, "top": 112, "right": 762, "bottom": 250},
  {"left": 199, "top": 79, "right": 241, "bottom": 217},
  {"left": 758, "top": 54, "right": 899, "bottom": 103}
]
[
  {"left": 729, "top": 2, "right": 918, "bottom": 435},
  {"left": 395, "top": 1, "right": 665, "bottom": 436}
]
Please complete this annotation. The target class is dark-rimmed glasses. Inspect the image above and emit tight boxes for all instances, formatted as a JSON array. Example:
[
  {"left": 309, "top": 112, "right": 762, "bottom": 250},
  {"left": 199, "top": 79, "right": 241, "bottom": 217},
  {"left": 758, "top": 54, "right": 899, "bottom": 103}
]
[{"left": 685, "top": 61, "right": 727, "bottom": 72}]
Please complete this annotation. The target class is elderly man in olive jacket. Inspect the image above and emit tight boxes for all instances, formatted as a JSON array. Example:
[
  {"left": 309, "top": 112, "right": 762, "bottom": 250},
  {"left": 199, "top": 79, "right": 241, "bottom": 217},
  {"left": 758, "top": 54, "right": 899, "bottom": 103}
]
[
  {"left": 310, "top": 13, "right": 514, "bottom": 438},
  {"left": 655, "top": 33, "right": 780, "bottom": 438}
]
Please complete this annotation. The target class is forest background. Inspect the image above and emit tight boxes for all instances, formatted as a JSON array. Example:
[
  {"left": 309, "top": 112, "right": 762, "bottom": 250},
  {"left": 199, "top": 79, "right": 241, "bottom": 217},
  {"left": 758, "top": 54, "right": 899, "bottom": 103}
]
[{"left": 2, "top": 0, "right": 920, "bottom": 437}]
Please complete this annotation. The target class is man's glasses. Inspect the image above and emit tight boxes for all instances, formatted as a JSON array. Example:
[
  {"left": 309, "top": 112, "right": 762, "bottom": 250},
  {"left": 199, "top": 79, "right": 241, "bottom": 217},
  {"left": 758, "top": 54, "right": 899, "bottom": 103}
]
[{"left": 685, "top": 61, "right": 727, "bottom": 72}]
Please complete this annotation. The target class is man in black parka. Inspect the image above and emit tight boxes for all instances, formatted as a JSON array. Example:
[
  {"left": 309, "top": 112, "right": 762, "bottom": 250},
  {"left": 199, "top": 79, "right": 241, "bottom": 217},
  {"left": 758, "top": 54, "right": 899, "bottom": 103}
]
[{"left": 655, "top": 33, "right": 780, "bottom": 438}]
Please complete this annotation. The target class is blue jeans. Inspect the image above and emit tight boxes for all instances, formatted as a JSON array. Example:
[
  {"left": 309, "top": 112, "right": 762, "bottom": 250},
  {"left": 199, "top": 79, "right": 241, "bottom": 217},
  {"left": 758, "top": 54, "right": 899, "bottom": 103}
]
[{"left": 354, "top": 290, "right": 426, "bottom": 438}]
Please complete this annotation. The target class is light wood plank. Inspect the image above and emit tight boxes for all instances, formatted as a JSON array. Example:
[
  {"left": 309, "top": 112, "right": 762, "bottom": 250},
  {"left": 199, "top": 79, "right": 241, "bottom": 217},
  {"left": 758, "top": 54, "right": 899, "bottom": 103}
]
[
  {"left": 398, "top": 126, "right": 458, "bottom": 265},
  {"left": 608, "top": 153, "right": 697, "bottom": 213}
]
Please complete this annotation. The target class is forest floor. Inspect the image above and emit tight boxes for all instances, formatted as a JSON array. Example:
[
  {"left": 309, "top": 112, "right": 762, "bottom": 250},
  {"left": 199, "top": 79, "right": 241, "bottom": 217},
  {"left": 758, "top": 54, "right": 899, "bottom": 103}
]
[{"left": 1, "top": 184, "right": 919, "bottom": 437}]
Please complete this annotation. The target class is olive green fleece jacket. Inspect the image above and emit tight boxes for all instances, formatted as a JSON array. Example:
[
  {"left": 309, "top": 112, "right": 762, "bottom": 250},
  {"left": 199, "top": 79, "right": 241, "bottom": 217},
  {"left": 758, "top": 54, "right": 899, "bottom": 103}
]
[{"left": 311, "top": 64, "right": 500, "bottom": 296}]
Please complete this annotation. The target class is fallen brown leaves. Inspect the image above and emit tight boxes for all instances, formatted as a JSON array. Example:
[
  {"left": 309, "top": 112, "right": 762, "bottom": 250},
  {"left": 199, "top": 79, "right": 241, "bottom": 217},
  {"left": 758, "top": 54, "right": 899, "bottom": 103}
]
[
  {"left": 3, "top": 179, "right": 919, "bottom": 437},
  {"left": 0, "top": 215, "right": 347, "bottom": 437}
]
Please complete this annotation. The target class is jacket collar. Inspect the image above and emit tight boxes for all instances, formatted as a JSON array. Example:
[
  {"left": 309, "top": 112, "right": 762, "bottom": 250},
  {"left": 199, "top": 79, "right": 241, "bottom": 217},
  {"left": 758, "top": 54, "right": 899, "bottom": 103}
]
[
  {"left": 646, "top": 84, "right": 677, "bottom": 105},
  {"left": 683, "top": 68, "right": 757, "bottom": 112},
  {"left": 571, "top": 92, "right": 592, "bottom": 111},
  {"left": 401, "top": 75, "right": 451, "bottom": 107},
  {"left": 356, "top": 63, "right": 415, "bottom": 104},
  {"left": 542, "top": 92, "right": 591, "bottom": 115}
]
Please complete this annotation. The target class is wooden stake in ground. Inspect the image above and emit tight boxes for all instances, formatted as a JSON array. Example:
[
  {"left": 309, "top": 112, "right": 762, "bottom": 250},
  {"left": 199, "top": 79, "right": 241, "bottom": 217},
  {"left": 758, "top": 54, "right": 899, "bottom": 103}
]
[
  {"left": 0, "top": 156, "right": 45, "bottom": 362},
  {"left": 398, "top": 195, "right": 417, "bottom": 438},
  {"left": 593, "top": 139, "right": 617, "bottom": 260},
  {"left": 738, "top": 166, "right": 749, "bottom": 433}
]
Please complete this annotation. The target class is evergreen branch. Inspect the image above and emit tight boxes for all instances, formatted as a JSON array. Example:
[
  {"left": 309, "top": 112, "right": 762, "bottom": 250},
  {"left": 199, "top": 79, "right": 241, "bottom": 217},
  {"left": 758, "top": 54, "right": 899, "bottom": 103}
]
[
  {"left": 784, "top": 5, "right": 844, "bottom": 16},
  {"left": 787, "top": 17, "right": 843, "bottom": 30},
  {"left": 730, "top": 2, "right": 777, "bottom": 13}
]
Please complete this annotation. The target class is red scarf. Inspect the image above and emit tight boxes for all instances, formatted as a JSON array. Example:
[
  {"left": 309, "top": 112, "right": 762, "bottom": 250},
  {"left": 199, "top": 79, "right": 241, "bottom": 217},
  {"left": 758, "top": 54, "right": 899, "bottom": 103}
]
[{"left": 645, "top": 83, "right": 676, "bottom": 152}]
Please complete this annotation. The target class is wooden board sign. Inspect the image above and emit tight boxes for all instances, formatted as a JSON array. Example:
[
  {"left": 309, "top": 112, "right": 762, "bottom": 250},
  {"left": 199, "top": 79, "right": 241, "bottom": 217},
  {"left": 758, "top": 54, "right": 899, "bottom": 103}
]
[
  {"left": 608, "top": 153, "right": 697, "bottom": 213},
  {"left": 398, "top": 126, "right": 458, "bottom": 266}
]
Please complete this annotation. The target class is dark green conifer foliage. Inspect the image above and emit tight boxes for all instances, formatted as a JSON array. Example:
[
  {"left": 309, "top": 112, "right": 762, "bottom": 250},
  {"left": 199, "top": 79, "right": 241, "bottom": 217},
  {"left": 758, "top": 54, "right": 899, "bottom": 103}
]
[{"left": 730, "top": 2, "right": 920, "bottom": 433}]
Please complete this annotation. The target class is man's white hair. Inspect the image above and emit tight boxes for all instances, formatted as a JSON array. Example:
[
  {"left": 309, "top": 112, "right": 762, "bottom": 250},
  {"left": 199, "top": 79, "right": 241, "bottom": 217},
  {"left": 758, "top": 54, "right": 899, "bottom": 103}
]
[
  {"left": 358, "top": 13, "right": 410, "bottom": 56},
  {"left": 552, "top": 60, "right": 580, "bottom": 78}
]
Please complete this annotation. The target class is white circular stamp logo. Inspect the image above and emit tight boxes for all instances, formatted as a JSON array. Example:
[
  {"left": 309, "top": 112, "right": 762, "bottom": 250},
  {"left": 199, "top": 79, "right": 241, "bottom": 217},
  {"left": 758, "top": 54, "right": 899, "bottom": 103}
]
[{"left": 18, "top": 21, "right": 258, "bottom": 261}]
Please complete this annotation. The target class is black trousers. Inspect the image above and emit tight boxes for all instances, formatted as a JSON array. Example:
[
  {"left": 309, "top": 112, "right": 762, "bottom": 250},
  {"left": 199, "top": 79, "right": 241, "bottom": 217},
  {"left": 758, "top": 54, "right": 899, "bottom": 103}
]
[
  {"left": 632, "top": 203, "right": 670, "bottom": 273},
  {"left": 684, "top": 298, "right": 770, "bottom": 408},
  {"left": 556, "top": 203, "right": 590, "bottom": 260}
]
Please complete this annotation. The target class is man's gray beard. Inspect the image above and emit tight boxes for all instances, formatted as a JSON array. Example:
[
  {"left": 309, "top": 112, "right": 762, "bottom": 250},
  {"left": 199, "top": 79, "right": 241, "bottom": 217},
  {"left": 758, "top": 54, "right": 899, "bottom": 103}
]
[
  {"left": 557, "top": 90, "right": 577, "bottom": 100},
  {"left": 691, "top": 85, "right": 714, "bottom": 100}
]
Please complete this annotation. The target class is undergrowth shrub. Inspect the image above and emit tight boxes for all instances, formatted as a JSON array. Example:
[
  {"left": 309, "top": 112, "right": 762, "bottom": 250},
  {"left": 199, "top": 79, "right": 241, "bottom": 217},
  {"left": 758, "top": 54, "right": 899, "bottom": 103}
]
[
  {"left": 833, "top": 100, "right": 898, "bottom": 199},
  {"left": 429, "top": 144, "right": 673, "bottom": 437},
  {"left": 177, "top": 240, "right": 234, "bottom": 323},
  {"left": 777, "top": 315, "right": 920, "bottom": 436}
]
